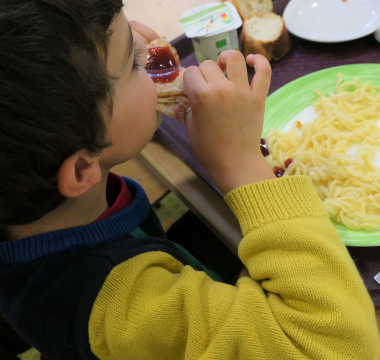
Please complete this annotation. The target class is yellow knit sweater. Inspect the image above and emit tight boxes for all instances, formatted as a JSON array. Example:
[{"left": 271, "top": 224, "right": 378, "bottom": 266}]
[{"left": 88, "top": 176, "right": 380, "bottom": 359}]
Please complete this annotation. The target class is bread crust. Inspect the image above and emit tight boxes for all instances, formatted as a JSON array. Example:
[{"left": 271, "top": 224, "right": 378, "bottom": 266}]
[
  {"left": 156, "top": 95, "right": 189, "bottom": 123},
  {"left": 225, "top": 0, "right": 273, "bottom": 20},
  {"left": 241, "top": 13, "right": 292, "bottom": 61},
  {"left": 146, "top": 39, "right": 190, "bottom": 122},
  {"left": 153, "top": 68, "right": 187, "bottom": 98}
]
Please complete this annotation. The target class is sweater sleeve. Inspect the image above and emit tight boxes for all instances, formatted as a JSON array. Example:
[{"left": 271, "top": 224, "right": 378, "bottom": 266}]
[{"left": 88, "top": 176, "right": 380, "bottom": 360}]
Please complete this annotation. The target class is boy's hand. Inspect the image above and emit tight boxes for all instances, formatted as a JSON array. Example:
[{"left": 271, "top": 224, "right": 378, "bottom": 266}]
[
  {"left": 184, "top": 52, "right": 275, "bottom": 195},
  {"left": 129, "top": 20, "right": 160, "bottom": 45}
]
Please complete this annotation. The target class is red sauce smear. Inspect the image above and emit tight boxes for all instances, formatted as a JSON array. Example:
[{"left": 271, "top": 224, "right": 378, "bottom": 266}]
[
  {"left": 260, "top": 138, "right": 269, "bottom": 157},
  {"left": 260, "top": 139, "right": 292, "bottom": 177},
  {"left": 274, "top": 166, "right": 285, "bottom": 178},
  {"left": 145, "top": 46, "right": 180, "bottom": 83},
  {"left": 284, "top": 158, "right": 293, "bottom": 169}
]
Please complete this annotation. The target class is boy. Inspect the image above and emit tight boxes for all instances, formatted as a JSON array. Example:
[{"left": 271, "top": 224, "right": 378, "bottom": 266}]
[{"left": 0, "top": 1, "right": 379, "bottom": 359}]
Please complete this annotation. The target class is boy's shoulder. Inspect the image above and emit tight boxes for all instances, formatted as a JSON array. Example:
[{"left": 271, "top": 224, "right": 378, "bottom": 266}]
[
  {"left": 0, "top": 176, "right": 186, "bottom": 358},
  {"left": 0, "top": 230, "right": 189, "bottom": 359}
]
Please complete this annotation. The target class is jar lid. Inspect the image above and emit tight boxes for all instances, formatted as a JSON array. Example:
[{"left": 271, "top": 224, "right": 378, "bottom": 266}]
[{"left": 179, "top": 2, "right": 242, "bottom": 39}]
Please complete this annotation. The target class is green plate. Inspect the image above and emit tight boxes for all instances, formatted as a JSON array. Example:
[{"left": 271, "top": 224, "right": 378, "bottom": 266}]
[{"left": 263, "top": 64, "right": 380, "bottom": 247}]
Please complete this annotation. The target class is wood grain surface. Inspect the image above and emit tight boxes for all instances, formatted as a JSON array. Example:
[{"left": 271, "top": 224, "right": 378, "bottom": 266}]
[
  {"left": 140, "top": 136, "right": 242, "bottom": 256},
  {"left": 112, "top": 156, "right": 168, "bottom": 204}
]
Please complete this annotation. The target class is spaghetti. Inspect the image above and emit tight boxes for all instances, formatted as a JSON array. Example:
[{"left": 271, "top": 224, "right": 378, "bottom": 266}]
[{"left": 266, "top": 73, "right": 380, "bottom": 230}]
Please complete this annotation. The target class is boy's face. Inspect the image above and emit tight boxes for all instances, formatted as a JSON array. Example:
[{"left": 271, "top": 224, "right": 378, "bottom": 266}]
[{"left": 98, "top": 12, "right": 159, "bottom": 168}]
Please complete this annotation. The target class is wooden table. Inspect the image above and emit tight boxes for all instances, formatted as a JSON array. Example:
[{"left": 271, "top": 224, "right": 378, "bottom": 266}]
[{"left": 123, "top": 0, "right": 380, "bottom": 329}]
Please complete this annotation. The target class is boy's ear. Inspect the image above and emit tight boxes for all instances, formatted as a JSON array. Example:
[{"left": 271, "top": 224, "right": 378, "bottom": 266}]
[{"left": 57, "top": 152, "right": 102, "bottom": 198}]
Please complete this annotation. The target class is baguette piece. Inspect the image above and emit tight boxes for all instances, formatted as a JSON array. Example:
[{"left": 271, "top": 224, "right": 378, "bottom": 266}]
[
  {"left": 227, "top": 0, "right": 273, "bottom": 20},
  {"left": 146, "top": 39, "right": 190, "bottom": 123},
  {"left": 241, "top": 12, "right": 292, "bottom": 61}
]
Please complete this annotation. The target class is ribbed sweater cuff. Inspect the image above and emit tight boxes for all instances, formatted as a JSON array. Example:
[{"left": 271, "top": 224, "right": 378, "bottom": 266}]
[{"left": 224, "top": 176, "right": 329, "bottom": 235}]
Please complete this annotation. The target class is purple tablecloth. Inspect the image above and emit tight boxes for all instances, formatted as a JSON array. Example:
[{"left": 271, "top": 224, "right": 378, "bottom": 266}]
[{"left": 155, "top": 0, "right": 380, "bottom": 306}]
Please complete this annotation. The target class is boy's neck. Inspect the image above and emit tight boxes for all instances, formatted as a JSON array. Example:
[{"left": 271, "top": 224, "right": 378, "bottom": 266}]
[{"left": 8, "top": 170, "right": 111, "bottom": 241}]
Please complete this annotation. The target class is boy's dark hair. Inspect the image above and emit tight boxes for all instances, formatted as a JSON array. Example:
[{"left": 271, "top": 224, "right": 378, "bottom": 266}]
[{"left": 0, "top": 0, "right": 124, "bottom": 235}]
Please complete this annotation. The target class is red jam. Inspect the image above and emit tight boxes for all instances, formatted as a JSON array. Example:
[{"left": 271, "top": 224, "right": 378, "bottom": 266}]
[
  {"left": 260, "top": 138, "right": 269, "bottom": 157},
  {"left": 284, "top": 158, "right": 293, "bottom": 169},
  {"left": 147, "top": 68, "right": 181, "bottom": 83},
  {"left": 145, "top": 46, "right": 180, "bottom": 83},
  {"left": 274, "top": 166, "right": 285, "bottom": 178},
  {"left": 146, "top": 47, "right": 177, "bottom": 70}
]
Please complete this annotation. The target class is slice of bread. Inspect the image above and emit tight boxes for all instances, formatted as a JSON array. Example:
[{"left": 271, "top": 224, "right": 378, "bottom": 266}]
[
  {"left": 146, "top": 39, "right": 190, "bottom": 123},
  {"left": 227, "top": 0, "right": 273, "bottom": 20},
  {"left": 241, "top": 12, "right": 292, "bottom": 61}
]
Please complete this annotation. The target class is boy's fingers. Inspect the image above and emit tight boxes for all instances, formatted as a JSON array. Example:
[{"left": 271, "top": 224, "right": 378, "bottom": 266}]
[
  {"left": 217, "top": 50, "right": 249, "bottom": 86},
  {"left": 129, "top": 20, "right": 160, "bottom": 43},
  {"left": 247, "top": 54, "right": 272, "bottom": 98},
  {"left": 199, "top": 60, "right": 226, "bottom": 84},
  {"left": 183, "top": 66, "right": 207, "bottom": 100},
  {"left": 132, "top": 30, "right": 148, "bottom": 45}
]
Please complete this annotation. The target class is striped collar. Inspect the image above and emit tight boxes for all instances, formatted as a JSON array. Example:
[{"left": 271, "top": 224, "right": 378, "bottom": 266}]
[{"left": 0, "top": 177, "right": 150, "bottom": 264}]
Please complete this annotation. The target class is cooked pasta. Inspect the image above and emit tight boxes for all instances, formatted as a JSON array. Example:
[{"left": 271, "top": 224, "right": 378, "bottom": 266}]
[{"left": 266, "top": 73, "right": 380, "bottom": 230}]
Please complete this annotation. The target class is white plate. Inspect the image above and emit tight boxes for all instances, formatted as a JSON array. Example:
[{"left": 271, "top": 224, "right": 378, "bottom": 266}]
[{"left": 283, "top": 0, "right": 380, "bottom": 43}]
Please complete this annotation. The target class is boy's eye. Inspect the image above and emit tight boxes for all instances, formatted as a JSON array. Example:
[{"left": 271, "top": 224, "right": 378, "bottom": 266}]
[{"left": 132, "top": 41, "right": 143, "bottom": 72}]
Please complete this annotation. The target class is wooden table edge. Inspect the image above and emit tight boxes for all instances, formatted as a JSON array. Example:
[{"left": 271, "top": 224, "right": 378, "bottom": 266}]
[{"left": 140, "top": 136, "right": 242, "bottom": 256}]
